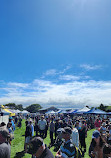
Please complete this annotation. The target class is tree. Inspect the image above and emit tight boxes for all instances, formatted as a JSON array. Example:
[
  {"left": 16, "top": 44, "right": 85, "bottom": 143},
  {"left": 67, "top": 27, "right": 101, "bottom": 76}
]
[
  {"left": 25, "top": 104, "right": 42, "bottom": 113},
  {"left": 16, "top": 104, "right": 23, "bottom": 111},
  {"left": 4, "top": 103, "right": 16, "bottom": 109},
  {"left": 99, "top": 103, "right": 105, "bottom": 111}
]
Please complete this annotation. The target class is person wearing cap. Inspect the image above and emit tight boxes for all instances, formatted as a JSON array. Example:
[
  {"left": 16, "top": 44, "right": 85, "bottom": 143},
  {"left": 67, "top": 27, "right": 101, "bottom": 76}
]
[
  {"left": 9, "top": 117, "right": 15, "bottom": 131},
  {"left": 27, "top": 136, "right": 54, "bottom": 158},
  {"left": 89, "top": 130, "right": 105, "bottom": 158},
  {"left": 0, "top": 125, "right": 11, "bottom": 158},
  {"left": 55, "top": 127, "right": 81, "bottom": 158}
]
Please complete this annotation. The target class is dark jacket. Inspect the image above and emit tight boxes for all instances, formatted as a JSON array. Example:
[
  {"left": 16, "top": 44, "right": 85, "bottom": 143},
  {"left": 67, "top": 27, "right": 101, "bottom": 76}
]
[{"left": 25, "top": 124, "right": 32, "bottom": 138}]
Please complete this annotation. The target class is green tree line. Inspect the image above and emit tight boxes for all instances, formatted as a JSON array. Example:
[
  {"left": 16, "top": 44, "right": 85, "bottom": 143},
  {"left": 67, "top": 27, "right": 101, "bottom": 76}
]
[
  {"left": 3, "top": 103, "right": 42, "bottom": 113},
  {"left": 2, "top": 103, "right": 111, "bottom": 113}
]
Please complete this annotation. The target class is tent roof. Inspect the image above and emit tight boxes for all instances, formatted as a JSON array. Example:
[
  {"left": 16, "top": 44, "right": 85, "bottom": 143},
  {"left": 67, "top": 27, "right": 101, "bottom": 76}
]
[
  {"left": 58, "top": 110, "right": 67, "bottom": 114},
  {"left": 71, "top": 109, "right": 79, "bottom": 114},
  {"left": 85, "top": 108, "right": 107, "bottom": 114},
  {"left": 46, "top": 110, "right": 55, "bottom": 114},
  {"left": 76, "top": 107, "right": 90, "bottom": 114},
  {"left": 21, "top": 110, "right": 29, "bottom": 113},
  {"left": 67, "top": 109, "right": 75, "bottom": 114},
  {"left": 0, "top": 105, "right": 15, "bottom": 116},
  {"left": 1, "top": 109, "right": 10, "bottom": 115}
]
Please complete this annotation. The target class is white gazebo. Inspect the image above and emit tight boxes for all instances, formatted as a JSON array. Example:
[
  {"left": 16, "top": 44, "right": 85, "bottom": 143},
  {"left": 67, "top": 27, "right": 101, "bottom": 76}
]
[{"left": 76, "top": 107, "right": 90, "bottom": 114}]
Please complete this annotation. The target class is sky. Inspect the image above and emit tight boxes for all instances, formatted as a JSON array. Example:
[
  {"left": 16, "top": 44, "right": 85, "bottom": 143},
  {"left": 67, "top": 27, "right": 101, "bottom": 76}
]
[{"left": 0, "top": 0, "right": 111, "bottom": 109}]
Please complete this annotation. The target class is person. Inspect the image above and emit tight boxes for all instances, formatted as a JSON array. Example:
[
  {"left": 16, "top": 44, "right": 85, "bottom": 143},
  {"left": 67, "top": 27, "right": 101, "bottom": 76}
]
[
  {"left": 108, "top": 123, "right": 111, "bottom": 145},
  {"left": 24, "top": 121, "right": 32, "bottom": 152},
  {"left": 78, "top": 120, "right": 87, "bottom": 153},
  {"left": 38, "top": 116, "right": 47, "bottom": 138},
  {"left": 18, "top": 116, "right": 22, "bottom": 128},
  {"left": 14, "top": 115, "right": 18, "bottom": 124},
  {"left": 94, "top": 118, "right": 101, "bottom": 129},
  {"left": 44, "top": 119, "right": 48, "bottom": 138},
  {"left": 0, "top": 125, "right": 11, "bottom": 158},
  {"left": 27, "top": 136, "right": 54, "bottom": 158},
  {"left": 89, "top": 130, "right": 105, "bottom": 158},
  {"left": 49, "top": 118, "right": 55, "bottom": 145},
  {"left": 34, "top": 122, "right": 39, "bottom": 136},
  {"left": 9, "top": 117, "right": 15, "bottom": 131},
  {"left": 0, "top": 122, "right": 6, "bottom": 127},
  {"left": 103, "top": 143, "right": 111, "bottom": 158},
  {"left": 55, "top": 119, "right": 59, "bottom": 140},
  {"left": 71, "top": 126, "right": 79, "bottom": 149},
  {"left": 7, "top": 122, "right": 14, "bottom": 144},
  {"left": 30, "top": 121, "right": 34, "bottom": 137},
  {"left": 100, "top": 122, "right": 107, "bottom": 135},
  {"left": 55, "top": 127, "right": 82, "bottom": 158}
]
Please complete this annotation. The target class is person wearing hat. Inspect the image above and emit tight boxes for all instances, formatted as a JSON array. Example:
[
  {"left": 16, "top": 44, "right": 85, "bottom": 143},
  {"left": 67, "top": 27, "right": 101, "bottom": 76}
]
[
  {"left": 27, "top": 137, "right": 54, "bottom": 158},
  {"left": 9, "top": 116, "right": 15, "bottom": 131},
  {"left": 89, "top": 130, "right": 105, "bottom": 158},
  {"left": 0, "top": 126, "right": 11, "bottom": 158},
  {"left": 55, "top": 127, "right": 81, "bottom": 158}
]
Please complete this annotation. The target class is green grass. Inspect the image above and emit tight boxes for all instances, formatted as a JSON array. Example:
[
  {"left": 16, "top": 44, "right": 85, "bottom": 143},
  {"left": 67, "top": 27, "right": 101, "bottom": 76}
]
[{"left": 11, "top": 120, "right": 94, "bottom": 158}]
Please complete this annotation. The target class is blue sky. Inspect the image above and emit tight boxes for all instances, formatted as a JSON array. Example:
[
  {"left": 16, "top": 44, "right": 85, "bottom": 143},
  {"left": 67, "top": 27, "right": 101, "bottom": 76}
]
[{"left": 0, "top": 0, "right": 111, "bottom": 109}]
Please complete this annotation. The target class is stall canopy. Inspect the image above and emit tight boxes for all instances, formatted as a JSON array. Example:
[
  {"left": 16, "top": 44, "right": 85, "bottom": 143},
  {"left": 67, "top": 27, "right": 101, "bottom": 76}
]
[
  {"left": 58, "top": 110, "right": 67, "bottom": 114},
  {"left": 8, "top": 109, "right": 21, "bottom": 114},
  {"left": 21, "top": 110, "right": 29, "bottom": 114},
  {"left": 67, "top": 109, "right": 76, "bottom": 114},
  {"left": 85, "top": 108, "right": 107, "bottom": 115},
  {"left": 76, "top": 107, "right": 90, "bottom": 114},
  {"left": 84, "top": 108, "right": 95, "bottom": 114},
  {"left": 1, "top": 109, "right": 10, "bottom": 115},
  {"left": 71, "top": 109, "right": 79, "bottom": 114},
  {"left": 1, "top": 105, "right": 15, "bottom": 116},
  {"left": 45, "top": 110, "right": 55, "bottom": 114}
]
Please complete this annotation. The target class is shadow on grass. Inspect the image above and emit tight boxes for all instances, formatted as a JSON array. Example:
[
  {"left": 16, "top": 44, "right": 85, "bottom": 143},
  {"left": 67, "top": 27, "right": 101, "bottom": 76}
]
[{"left": 14, "top": 150, "right": 25, "bottom": 158}]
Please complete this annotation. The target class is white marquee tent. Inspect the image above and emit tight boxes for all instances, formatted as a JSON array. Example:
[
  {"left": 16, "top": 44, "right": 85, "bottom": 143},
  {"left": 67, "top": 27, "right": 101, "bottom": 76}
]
[{"left": 76, "top": 107, "right": 90, "bottom": 114}]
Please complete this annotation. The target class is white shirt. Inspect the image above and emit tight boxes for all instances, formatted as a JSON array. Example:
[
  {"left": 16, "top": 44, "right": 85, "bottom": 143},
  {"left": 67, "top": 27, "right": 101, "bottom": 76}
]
[{"left": 71, "top": 128, "right": 79, "bottom": 149}]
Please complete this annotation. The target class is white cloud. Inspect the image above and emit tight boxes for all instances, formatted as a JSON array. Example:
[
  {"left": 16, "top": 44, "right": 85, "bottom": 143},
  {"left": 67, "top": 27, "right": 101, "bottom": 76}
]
[
  {"left": 80, "top": 64, "right": 102, "bottom": 71},
  {"left": 62, "top": 65, "right": 72, "bottom": 73},
  {"left": 7, "top": 82, "right": 29, "bottom": 88},
  {"left": 43, "top": 69, "right": 57, "bottom": 76},
  {"left": 0, "top": 79, "right": 111, "bottom": 108},
  {"left": 42, "top": 65, "right": 72, "bottom": 78},
  {"left": 59, "top": 75, "right": 80, "bottom": 81}
]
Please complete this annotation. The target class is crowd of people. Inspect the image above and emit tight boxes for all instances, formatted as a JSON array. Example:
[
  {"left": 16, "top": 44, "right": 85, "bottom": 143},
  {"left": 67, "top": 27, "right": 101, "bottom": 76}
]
[{"left": 1, "top": 113, "right": 111, "bottom": 157}]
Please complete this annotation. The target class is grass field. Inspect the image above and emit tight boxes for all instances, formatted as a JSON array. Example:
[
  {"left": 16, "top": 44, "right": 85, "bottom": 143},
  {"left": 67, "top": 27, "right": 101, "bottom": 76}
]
[{"left": 11, "top": 120, "right": 94, "bottom": 158}]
